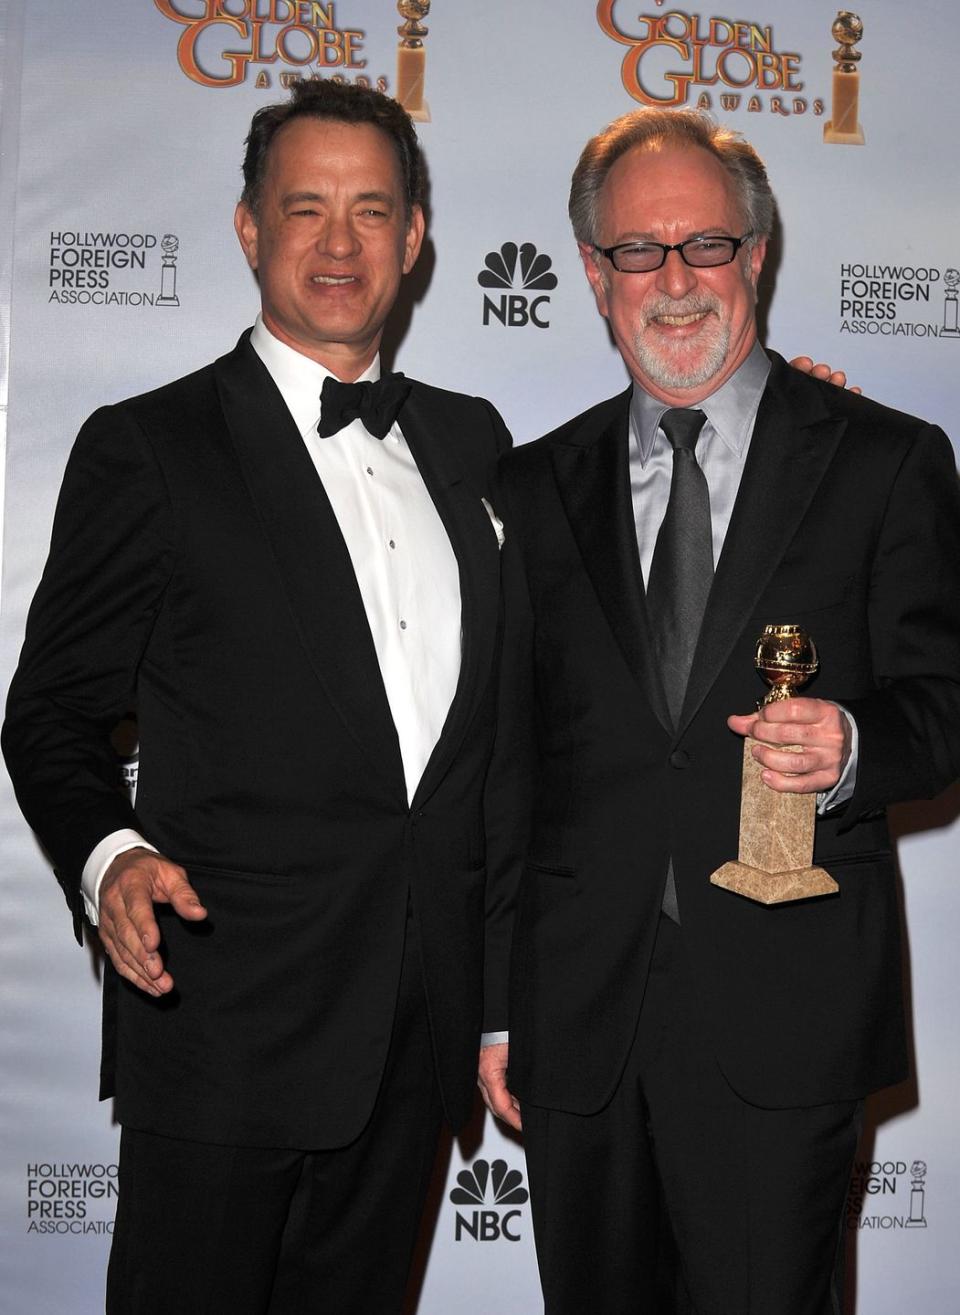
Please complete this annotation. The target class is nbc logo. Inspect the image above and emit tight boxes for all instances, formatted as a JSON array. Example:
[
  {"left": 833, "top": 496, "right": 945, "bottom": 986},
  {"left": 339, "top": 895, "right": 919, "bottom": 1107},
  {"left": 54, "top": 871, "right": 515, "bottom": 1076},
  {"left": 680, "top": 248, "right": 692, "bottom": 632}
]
[
  {"left": 450, "top": 1158, "right": 529, "bottom": 1242},
  {"left": 478, "top": 242, "right": 557, "bottom": 328}
]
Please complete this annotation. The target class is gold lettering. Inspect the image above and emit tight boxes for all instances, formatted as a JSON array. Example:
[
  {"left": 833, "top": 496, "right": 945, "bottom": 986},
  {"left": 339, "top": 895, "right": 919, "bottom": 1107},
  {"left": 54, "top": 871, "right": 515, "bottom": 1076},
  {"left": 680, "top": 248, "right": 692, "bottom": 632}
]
[
  {"left": 177, "top": 17, "right": 249, "bottom": 86},
  {"left": 314, "top": 27, "right": 344, "bottom": 66},
  {"left": 756, "top": 52, "right": 785, "bottom": 90},
  {"left": 708, "top": 18, "right": 735, "bottom": 47},
  {"left": 277, "top": 23, "right": 320, "bottom": 65},
  {"left": 341, "top": 30, "right": 365, "bottom": 67},
  {"left": 596, "top": 0, "right": 655, "bottom": 45},
  {"left": 621, "top": 39, "right": 691, "bottom": 107},
  {"left": 716, "top": 47, "right": 755, "bottom": 89},
  {"left": 154, "top": 0, "right": 212, "bottom": 24},
  {"left": 782, "top": 54, "right": 802, "bottom": 92}
]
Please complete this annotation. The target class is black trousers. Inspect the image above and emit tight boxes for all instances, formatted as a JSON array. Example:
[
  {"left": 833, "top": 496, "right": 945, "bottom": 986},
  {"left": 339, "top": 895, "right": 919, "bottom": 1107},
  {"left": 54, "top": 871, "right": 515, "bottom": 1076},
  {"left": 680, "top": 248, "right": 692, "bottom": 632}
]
[
  {"left": 106, "top": 910, "right": 443, "bottom": 1315},
  {"left": 522, "top": 915, "right": 861, "bottom": 1315}
]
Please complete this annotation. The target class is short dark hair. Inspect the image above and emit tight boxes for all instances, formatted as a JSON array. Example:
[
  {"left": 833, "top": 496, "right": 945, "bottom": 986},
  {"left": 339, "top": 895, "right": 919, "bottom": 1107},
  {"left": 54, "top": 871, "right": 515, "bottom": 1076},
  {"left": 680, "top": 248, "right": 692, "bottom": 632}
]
[
  {"left": 569, "top": 107, "right": 774, "bottom": 248},
  {"left": 240, "top": 78, "right": 423, "bottom": 219}
]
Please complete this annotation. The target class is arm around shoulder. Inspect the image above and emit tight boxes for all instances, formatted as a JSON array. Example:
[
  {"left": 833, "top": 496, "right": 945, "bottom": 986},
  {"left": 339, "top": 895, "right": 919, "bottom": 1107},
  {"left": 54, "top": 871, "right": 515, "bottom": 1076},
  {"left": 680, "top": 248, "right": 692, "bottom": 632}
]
[{"left": 840, "top": 423, "right": 960, "bottom": 820}]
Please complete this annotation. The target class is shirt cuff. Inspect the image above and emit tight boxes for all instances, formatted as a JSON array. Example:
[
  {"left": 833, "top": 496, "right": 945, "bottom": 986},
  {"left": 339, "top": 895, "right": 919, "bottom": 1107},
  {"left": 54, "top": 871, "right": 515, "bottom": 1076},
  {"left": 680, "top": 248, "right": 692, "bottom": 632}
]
[
  {"left": 480, "top": 1031, "right": 509, "bottom": 1047},
  {"left": 817, "top": 705, "right": 859, "bottom": 815},
  {"left": 81, "top": 829, "right": 157, "bottom": 926}
]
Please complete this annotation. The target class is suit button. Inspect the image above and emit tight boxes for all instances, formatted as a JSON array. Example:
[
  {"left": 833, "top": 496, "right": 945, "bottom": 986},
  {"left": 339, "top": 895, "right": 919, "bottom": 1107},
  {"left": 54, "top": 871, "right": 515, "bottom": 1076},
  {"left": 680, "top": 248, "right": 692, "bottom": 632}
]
[{"left": 669, "top": 750, "right": 690, "bottom": 769}]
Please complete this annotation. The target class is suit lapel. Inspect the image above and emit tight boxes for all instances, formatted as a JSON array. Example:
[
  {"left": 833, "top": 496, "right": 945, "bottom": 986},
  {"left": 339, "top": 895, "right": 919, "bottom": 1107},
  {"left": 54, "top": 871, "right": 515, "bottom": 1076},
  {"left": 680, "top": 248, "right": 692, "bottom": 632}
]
[
  {"left": 679, "top": 354, "right": 847, "bottom": 732},
  {"left": 214, "top": 334, "right": 406, "bottom": 799},
  {"left": 399, "top": 387, "right": 503, "bottom": 809},
  {"left": 549, "top": 389, "right": 673, "bottom": 733}
]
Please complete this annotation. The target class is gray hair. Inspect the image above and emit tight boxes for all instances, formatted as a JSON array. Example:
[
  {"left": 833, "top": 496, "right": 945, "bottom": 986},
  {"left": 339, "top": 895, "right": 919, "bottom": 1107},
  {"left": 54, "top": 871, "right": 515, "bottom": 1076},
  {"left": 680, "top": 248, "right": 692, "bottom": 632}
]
[{"left": 568, "top": 107, "right": 774, "bottom": 248}]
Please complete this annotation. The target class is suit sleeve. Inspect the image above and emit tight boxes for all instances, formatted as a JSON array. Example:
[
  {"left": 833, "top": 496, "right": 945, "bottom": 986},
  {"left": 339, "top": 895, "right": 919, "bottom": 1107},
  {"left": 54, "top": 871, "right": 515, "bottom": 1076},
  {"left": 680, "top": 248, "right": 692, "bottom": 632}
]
[
  {"left": 482, "top": 466, "right": 535, "bottom": 1033},
  {"left": 841, "top": 423, "right": 960, "bottom": 821},
  {"left": 2, "top": 405, "right": 176, "bottom": 936}
]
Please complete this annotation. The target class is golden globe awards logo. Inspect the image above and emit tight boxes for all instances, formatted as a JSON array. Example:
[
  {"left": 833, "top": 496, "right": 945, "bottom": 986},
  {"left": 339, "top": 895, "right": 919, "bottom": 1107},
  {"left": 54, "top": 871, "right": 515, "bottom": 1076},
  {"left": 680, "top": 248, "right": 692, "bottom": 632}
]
[
  {"left": 153, "top": 0, "right": 387, "bottom": 91},
  {"left": 596, "top": 4, "right": 823, "bottom": 120}
]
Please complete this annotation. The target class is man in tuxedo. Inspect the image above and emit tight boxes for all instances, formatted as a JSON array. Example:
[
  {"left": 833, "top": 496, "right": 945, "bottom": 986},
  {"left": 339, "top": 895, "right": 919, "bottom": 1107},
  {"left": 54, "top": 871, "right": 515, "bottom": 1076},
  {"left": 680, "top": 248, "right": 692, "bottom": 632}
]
[
  {"left": 479, "top": 108, "right": 960, "bottom": 1313},
  {"left": 3, "top": 80, "right": 510, "bottom": 1314}
]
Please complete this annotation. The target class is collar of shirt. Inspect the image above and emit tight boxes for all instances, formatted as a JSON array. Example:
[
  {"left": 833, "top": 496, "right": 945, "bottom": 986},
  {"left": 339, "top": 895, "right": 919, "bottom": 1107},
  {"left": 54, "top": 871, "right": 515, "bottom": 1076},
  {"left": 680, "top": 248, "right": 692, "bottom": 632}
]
[
  {"left": 249, "top": 314, "right": 386, "bottom": 441},
  {"left": 628, "top": 340, "right": 772, "bottom": 466}
]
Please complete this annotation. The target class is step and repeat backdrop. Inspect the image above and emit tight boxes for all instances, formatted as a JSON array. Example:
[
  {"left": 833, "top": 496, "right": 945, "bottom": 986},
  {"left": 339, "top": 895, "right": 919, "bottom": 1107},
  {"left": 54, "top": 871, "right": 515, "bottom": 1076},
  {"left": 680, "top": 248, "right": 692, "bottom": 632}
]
[{"left": 0, "top": 2, "right": 957, "bottom": 1311}]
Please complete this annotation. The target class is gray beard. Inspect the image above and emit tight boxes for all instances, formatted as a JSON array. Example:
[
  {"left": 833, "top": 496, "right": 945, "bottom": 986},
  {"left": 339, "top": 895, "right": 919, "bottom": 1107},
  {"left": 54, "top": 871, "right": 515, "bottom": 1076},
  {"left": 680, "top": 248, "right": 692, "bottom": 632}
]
[{"left": 632, "top": 318, "right": 730, "bottom": 391}]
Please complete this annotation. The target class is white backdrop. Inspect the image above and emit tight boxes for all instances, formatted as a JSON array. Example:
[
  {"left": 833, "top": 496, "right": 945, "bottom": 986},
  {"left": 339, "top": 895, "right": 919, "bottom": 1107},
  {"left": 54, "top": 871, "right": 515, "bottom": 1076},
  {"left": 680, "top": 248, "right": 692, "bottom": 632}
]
[{"left": 1, "top": 2, "right": 957, "bottom": 1311}]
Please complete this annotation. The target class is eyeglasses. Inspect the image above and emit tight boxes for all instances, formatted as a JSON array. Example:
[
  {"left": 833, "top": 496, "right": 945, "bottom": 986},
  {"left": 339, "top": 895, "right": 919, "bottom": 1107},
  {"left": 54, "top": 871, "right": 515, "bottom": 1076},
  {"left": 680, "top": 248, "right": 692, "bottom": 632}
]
[{"left": 594, "top": 234, "right": 754, "bottom": 274}]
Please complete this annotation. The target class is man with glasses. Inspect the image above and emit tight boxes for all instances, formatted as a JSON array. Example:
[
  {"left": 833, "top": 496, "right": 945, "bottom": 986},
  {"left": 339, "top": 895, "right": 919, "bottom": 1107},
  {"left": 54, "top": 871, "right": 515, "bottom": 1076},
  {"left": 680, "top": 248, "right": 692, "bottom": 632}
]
[{"left": 479, "top": 108, "right": 960, "bottom": 1313}]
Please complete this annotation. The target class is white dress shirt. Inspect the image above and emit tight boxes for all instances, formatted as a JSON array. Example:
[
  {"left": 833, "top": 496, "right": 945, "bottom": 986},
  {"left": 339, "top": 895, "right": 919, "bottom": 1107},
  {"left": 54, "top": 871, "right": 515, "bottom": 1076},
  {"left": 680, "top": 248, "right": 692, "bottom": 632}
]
[{"left": 81, "top": 317, "right": 461, "bottom": 923}]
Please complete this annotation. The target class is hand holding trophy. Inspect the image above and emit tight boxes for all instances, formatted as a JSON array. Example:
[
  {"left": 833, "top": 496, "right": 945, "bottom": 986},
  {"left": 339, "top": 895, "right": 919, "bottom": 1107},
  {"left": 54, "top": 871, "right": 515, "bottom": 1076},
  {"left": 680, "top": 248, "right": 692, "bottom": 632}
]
[{"left": 711, "top": 625, "right": 839, "bottom": 904}]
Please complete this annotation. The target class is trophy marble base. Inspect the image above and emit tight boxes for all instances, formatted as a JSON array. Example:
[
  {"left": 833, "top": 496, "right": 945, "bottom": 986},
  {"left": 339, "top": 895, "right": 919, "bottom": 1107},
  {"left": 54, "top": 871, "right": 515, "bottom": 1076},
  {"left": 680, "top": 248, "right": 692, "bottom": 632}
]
[
  {"left": 711, "top": 859, "right": 838, "bottom": 904},
  {"left": 397, "top": 47, "right": 430, "bottom": 122},
  {"left": 710, "top": 737, "right": 839, "bottom": 905},
  {"left": 823, "top": 70, "right": 864, "bottom": 144},
  {"left": 823, "top": 121, "right": 864, "bottom": 145}
]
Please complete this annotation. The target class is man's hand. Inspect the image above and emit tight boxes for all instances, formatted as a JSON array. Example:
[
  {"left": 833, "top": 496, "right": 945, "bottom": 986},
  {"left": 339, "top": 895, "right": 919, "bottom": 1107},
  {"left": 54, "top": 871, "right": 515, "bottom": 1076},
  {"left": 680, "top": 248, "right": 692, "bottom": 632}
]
[
  {"left": 97, "top": 847, "right": 207, "bottom": 996},
  {"left": 788, "top": 356, "right": 862, "bottom": 394},
  {"left": 727, "top": 697, "right": 851, "bottom": 794},
  {"left": 478, "top": 1043, "right": 522, "bottom": 1131}
]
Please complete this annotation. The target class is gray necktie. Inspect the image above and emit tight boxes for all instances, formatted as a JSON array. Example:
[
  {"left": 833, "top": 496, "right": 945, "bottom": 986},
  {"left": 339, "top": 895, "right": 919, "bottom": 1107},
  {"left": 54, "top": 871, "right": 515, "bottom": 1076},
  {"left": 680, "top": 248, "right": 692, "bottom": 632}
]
[{"left": 646, "top": 408, "right": 712, "bottom": 922}]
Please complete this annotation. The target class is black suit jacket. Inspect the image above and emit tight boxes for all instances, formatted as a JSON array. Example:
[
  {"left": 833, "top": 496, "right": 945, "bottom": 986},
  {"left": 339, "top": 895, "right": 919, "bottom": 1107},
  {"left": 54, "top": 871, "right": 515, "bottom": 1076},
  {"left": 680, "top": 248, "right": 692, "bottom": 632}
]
[
  {"left": 487, "top": 352, "right": 960, "bottom": 1114},
  {"left": 3, "top": 331, "right": 511, "bottom": 1148}
]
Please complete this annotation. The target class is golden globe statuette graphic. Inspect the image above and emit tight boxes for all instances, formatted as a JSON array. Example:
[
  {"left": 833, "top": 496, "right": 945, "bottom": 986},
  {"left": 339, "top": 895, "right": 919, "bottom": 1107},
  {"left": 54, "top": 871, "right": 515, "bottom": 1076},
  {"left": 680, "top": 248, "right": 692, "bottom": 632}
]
[
  {"left": 823, "top": 11, "right": 865, "bottom": 145},
  {"left": 157, "top": 234, "right": 180, "bottom": 307},
  {"left": 710, "top": 625, "right": 839, "bottom": 904},
  {"left": 396, "top": 1, "right": 430, "bottom": 122},
  {"left": 906, "top": 1160, "right": 928, "bottom": 1228},
  {"left": 942, "top": 268, "right": 960, "bottom": 338}
]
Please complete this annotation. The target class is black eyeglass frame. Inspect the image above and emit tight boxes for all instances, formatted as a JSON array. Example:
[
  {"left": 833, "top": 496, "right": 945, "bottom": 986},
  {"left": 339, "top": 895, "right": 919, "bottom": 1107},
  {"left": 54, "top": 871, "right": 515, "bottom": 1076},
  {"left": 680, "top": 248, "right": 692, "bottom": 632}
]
[{"left": 593, "top": 233, "right": 755, "bottom": 273}]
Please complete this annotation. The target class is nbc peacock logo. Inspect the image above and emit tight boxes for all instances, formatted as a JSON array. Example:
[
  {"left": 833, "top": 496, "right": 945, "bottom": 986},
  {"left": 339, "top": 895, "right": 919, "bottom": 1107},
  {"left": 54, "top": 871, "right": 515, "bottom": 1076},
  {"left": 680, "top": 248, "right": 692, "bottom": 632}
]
[
  {"left": 450, "top": 1157, "right": 529, "bottom": 1242},
  {"left": 478, "top": 242, "right": 557, "bottom": 329}
]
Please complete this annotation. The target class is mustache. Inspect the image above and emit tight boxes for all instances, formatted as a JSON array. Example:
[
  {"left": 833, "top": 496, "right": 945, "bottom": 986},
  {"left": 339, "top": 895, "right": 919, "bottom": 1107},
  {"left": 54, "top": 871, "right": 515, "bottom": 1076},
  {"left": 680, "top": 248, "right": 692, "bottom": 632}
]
[{"left": 644, "top": 294, "right": 720, "bottom": 323}]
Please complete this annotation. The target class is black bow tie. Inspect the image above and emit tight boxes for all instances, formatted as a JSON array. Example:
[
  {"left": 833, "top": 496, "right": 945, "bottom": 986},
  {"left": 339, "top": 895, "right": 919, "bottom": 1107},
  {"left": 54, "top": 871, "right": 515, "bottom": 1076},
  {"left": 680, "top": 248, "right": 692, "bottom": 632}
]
[{"left": 317, "top": 372, "right": 412, "bottom": 440}]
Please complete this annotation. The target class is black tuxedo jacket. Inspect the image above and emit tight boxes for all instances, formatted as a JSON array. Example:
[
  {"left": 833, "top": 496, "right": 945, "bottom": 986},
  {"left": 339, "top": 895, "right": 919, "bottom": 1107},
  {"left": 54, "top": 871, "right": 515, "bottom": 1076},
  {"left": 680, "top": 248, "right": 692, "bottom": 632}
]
[
  {"left": 487, "top": 353, "right": 960, "bottom": 1114},
  {"left": 3, "top": 331, "right": 511, "bottom": 1148}
]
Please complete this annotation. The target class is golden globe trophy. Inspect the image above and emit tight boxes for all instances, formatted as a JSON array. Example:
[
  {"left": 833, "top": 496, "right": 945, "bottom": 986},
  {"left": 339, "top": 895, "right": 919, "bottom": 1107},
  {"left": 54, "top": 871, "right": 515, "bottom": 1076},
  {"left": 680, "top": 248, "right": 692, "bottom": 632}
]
[
  {"left": 823, "top": 11, "right": 865, "bottom": 145},
  {"left": 710, "top": 625, "right": 839, "bottom": 904},
  {"left": 396, "top": 0, "right": 430, "bottom": 122}
]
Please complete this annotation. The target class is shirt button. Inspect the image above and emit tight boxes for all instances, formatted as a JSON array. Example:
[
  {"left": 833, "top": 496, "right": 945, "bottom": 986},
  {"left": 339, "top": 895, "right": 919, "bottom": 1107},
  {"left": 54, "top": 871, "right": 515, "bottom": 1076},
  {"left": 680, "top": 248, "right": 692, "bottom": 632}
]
[
  {"left": 366, "top": 466, "right": 374, "bottom": 476},
  {"left": 389, "top": 539, "right": 396, "bottom": 549},
  {"left": 669, "top": 749, "right": 689, "bottom": 770},
  {"left": 399, "top": 619, "right": 407, "bottom": 631}
]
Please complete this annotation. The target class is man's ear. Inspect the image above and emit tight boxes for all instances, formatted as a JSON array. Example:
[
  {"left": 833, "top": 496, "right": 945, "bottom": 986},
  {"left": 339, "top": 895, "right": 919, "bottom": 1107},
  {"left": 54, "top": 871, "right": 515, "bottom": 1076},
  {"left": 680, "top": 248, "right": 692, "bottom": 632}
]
[
  {"left": 234, "top": 202, "right": 259, "bottom": 272},
  {"left": 402, "top": 204, "right": 425, "bottom": 275},
  {"left": 747, "top": 235, "right": 767, "bottom": 290},
  {"left": 578, "top": 241, "right": 610, "bottom": 318}
]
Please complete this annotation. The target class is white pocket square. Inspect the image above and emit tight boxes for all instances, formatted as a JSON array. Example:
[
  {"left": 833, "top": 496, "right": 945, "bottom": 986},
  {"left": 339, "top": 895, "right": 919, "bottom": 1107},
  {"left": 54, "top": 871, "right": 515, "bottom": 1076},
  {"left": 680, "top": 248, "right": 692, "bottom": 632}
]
[{"left": 481, "top": 497, "right": 505, "bottom": 549}]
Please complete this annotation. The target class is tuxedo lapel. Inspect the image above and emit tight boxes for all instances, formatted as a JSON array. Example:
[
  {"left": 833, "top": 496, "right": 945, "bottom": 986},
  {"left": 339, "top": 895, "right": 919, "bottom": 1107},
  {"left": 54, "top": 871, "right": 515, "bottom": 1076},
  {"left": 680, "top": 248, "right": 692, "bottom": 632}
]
[
  {"left": 550, "top": 389, "right": 672, "bottom": 734},
  {"left": 399, "top": 387, "right": 503, "bottom": 808},
  {"left": 679, "top": 355, "right": 847, "bottom": 731},
  {"left": 213, "top": 334, "right": 406, "bottom": 799}
]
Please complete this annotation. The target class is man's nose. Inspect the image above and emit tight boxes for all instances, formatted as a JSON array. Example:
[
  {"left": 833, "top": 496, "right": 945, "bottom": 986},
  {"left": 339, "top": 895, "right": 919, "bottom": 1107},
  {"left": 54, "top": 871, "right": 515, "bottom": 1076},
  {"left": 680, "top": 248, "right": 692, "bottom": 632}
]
[
  {"left": 654, "top": 248, "right": 698, "bottom": 299},
  {"left": 319, "top": 212, "right": 359, "bottom": 258}
]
